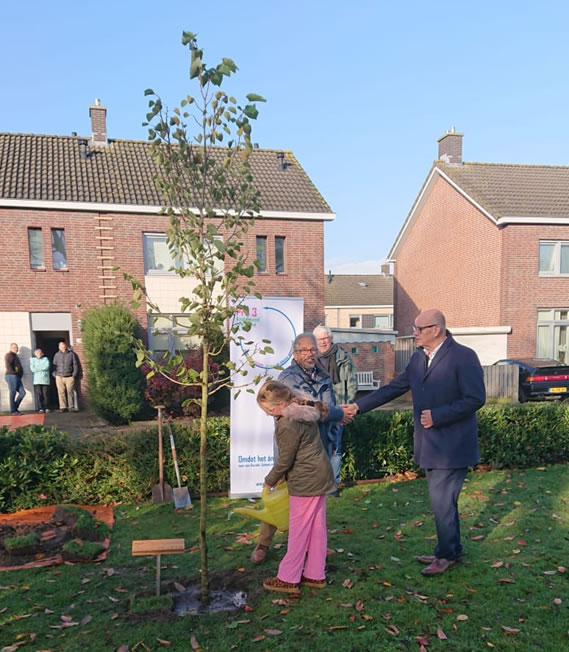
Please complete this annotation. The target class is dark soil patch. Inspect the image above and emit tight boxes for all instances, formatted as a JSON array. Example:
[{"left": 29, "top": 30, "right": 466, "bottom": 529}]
[
  {"left": 127, "top": 569, "right": 260, "bottom": 620},
  {"left": 0, "top": 519, "right": 71, "bottom": 567}
]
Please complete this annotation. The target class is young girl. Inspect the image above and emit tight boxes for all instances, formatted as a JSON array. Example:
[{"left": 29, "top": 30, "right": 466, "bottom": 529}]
[{"left": 257, "top": 380, "right": 336, "bottom": 595}]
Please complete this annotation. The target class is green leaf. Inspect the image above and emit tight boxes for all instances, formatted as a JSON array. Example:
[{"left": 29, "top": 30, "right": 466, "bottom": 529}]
[
  {"left": 181, "top": 31, "right": 196, "bottom": 46},
  {"left": 243, "top": 104, "right": 259, "bottom": 120},
  {"left": 190, "top": 55, "right": 202, "bottom": 79},
  {"left": 246, "top": 93, "right": 266, "bottom": 103},
  {"left": 144, "top": 88, "right": 155, "bottom": 96}
]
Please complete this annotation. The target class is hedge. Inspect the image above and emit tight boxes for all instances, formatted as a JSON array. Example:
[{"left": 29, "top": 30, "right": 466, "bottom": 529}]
[{"left": 1, "top": 403, "right": 569, "bottom": 512}]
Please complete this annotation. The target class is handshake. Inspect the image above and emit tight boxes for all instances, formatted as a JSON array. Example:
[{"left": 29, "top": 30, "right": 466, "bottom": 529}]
[{"left": 340, "top": 403, "right": 359, "bottom": 425}]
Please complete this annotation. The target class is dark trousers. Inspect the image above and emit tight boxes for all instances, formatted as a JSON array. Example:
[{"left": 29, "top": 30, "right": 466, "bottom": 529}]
[
  {"left": 34, "top": 384, "right": 50, "bottom": 411},
  {"left": 425, "top": 467, "right": 468, "bottom": 561},
  {"left": 5, "top": 374, "right": 26, "bottom": 413}
]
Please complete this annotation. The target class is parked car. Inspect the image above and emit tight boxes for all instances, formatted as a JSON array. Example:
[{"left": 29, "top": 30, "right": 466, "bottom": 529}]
[{"left": 493, "top": 358, "right": 569, "bottom": 402}]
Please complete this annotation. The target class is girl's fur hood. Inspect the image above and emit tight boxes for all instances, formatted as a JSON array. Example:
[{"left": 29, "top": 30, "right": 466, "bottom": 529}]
[{"left": 281, "top": 402, "right": 320, "bottom": 422}]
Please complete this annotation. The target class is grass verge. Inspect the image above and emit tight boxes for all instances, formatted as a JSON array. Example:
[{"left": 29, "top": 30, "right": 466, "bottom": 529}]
[{"left": 0, "top": 464, "right": 568, "bottom": 650}]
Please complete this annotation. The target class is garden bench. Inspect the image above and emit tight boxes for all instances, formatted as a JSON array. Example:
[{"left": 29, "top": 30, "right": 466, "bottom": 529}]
[
  {"left": 356, "top": 371, "right": 380, "bottom": 391},
  {"left": 132, "top": 538, "right": 185, "bottom": 595}
]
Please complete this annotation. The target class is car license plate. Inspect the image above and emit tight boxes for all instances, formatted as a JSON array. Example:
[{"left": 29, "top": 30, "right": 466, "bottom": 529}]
[{"left": 549, "top": 387, "right": 567, "bottom": 393}]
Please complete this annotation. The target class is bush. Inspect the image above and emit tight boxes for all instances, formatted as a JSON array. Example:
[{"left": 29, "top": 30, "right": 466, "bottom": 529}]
[
  {"left": 82, "top": 303, "right": 146, "bottom": 424},
  {"left": 142, "top": 351, "right": 220, "bottom": 417},
  {"left": 2, "top": 404, "right": 569, "bottom": 513},
  {"left": 0, "top": 420, "right": 230, "bottom": 513}
]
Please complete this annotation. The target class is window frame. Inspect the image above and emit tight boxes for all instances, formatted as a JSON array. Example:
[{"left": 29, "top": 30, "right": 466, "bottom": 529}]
[
  {"left": 28, "top": 227, "right": 45, "bottom": 270},
  {"left": 536, "top": 308, "right": 569, "bottom": 363},
  {"left": 349, "top": 314, "right": 362, "bottom": 328},
  {"left": 275, "top": 235, "right": 286, "bottom": 275},
  {"left": 148, "top": 313, "right": 200, "bottom": 358},
  {"left": 256, "top": 235, "right": 268, "bottom": 273},
  {"left": 51, "top": 228, "right": 68, "bottom": 270},
  {"left": 538, "top": 240, "right": 569, "bottom": 277}
]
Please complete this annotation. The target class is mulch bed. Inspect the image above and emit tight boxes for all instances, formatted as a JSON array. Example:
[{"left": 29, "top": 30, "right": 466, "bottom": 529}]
[{"left": 0, "top": 505, "right": 113, "bottom": 571}]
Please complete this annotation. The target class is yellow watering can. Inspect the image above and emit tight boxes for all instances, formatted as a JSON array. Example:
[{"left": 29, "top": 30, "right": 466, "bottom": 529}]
[{"left": 233, "top": 482, "right": 290, "bottom": 531}]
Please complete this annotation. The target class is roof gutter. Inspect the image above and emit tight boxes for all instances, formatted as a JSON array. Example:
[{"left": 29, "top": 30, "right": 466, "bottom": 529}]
[{"left": 0, "top": 198, "right": 335, "bottom": 221}]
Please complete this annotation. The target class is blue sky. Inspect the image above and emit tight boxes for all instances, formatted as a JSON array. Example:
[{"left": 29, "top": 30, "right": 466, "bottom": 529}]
[{"left": 2, "top": 1, "right": 569, "bottom": 273}]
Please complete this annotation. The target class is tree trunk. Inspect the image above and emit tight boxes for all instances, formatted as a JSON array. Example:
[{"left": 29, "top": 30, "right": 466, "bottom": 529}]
[{"left": 199, "top": 341, "right": 210, "bottom": 606}]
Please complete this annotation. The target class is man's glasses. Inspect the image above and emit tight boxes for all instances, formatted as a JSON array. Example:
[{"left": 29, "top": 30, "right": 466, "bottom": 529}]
[
  {"left": 412, "top": 324, "right": 437, "bottom": 333},
  {"left": 296, "top": 348, "right": 317, "bottom": 354}
]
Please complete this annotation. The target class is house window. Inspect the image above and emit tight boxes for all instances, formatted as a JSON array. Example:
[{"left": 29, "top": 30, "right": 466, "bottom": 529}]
[
  {"left": 143, "top": 233, "right": 181, "bottom": 274},
  {"left": 349, "top": 315, "right": 361, "bottom": 328},
  {"left": 351, "top": 347, "right": 358, "bottom": 354},
  {"left": 536, "top": 309, "right": 569, "bottom": 363},
  {"left": 374, "top": 314, "right": 392, "bottom": 329},
  {"left": 372, "top": 345, "right": 379, "bottom": 353},
  {"left": 28, "top": 228, "right": 44, "bottom": 269},
  {"left": 275, "top": 236, "right": 285, "bottom": 274},
  {"left": 148, "top": 314, "right": 200, "bottom": 358},
  {"left": 539, "top": 241, "right": 569, "bottom": 276},
  {"left": 256, "top": 236, "right": 267, "bottom": 273},
  {"left": 51, "top": 228, "right": 67, "bottom": 269}
]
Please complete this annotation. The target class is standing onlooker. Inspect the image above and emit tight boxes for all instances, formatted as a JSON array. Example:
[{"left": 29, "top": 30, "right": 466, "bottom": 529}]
[
  {"left": 343, "top": 309, "right": 485, "bottom": 576},
  {"left": 4, "top": 343, "right": 26, "bottom": 416},
  {"left": 53, "top": 342, "right": 79, "bottom": 412},
  {"left": 257, "top": 380, "right": 336, "bottom": 595},
  {"left": 30, "top": 348, "right": 51, "bottom": 413},
  {"left": 313, "top": 324, "right": 358, "bottom": 487}
]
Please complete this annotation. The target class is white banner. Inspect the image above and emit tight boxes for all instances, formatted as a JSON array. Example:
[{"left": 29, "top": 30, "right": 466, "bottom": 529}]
[{"left": 229, "top": 296, "right": 304, "bottom": 498}]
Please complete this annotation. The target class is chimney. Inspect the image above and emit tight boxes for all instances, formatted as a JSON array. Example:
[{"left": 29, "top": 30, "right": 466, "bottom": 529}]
[
  {"left": 276, "top": 151, "right": 286, "bottom": 171},
  {"left": 380, "top": 263, "right": 391, "bottom": 276},
  {"left": 437, "top": 127, "right": 463, "bottom": 165},
  {"left": 89, "top": 98, "right": 108, "bottom": 146}
]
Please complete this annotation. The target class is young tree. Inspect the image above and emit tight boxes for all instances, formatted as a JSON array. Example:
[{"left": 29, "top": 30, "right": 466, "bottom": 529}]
[{"left": 126, "top": 31, "right": 270, "bottom": 605}]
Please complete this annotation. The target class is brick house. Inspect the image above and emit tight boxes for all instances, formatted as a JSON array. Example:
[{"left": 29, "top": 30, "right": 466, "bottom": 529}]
[
  {"left": 323, "top": 272, "right": 395, "bottom": 385},
  {"left": 390, "top": 129, "right": 569, "bottom": 366},
  {"left": 0, "top": 102, "right": 335, "bottom": 412}
]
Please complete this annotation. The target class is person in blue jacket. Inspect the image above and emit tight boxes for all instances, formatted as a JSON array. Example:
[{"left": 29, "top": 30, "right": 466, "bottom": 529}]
[
  {"left": 250, "top": 332, "right": 347, "bottom": 564},
  {"left": 30, "top": 348, "right": 51, "bottom": 413},
  {"left": 344, "top": 309, "right": 486, "bottom": 576}
]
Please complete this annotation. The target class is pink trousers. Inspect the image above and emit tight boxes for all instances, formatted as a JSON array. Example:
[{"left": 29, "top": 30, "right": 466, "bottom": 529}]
[{"left": 277, "top": 495, "right": 327, "bottom": 583}]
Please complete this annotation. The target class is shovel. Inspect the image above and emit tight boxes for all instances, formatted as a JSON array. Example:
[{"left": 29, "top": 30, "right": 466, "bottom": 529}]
[
  {"left": 168, "top": 422, "right": 192, "bottom": 509},
  {"left": 152, "top": 405, "right": 173, "bottom": 504}
]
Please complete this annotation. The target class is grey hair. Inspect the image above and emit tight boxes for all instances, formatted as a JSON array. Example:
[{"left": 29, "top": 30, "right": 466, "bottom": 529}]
[
  {"left": 433, "top": 311, "right": 446, "bottom": 330},
  {"left": 313, "top": 324, "right": 332, "bottom": 339},
  {"left": 293, "top": 333, "right": 317, "bottom": 351}
]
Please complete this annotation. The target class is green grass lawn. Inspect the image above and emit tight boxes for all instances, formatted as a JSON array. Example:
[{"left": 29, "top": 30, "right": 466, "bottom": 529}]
[{"left": 1, "top": 464, "right": 568, "bottom": 651}]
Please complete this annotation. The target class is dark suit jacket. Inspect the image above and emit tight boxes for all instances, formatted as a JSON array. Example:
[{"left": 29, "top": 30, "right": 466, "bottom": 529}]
[{"left": 356, "top": 334, "right": 485, "bottom": 469}]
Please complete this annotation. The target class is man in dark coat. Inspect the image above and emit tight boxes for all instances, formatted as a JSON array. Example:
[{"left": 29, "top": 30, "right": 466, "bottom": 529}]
[
  {"left": 344, "top": 309, "right": 485, "bottom": 576},
  {"left": 4, "top": 343, "right": 26, "bottom": 416}
]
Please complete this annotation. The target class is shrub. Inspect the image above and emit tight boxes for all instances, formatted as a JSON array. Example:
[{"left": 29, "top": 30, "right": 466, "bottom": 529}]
[
  {"left": 82, "top": 303, "right": 146, "bottom": 424},
  {"left": 142, "top": 351, "right": 220, "bottom": 416}
]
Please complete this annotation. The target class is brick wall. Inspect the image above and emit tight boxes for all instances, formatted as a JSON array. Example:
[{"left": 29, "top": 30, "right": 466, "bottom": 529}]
[
  {"left": 0, "top": 208, "right": 326, "bottom": 364},
  {"left": 501, "top": 224, "right": 569, "bottom": 357},
  {"left": 338, "top": 341, "right": 395, "bottom": 385},
  {"left": 394, "top": 175, "right": 502, "bottom": 334}
]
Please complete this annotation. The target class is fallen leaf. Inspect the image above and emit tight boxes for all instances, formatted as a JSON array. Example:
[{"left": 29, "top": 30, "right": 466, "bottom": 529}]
[
  {"left": 108, "top": 596, "right": 119, "bottom": 603},
  {"left": 243, "top": 604, "right": 254, "bottom": 612},
  {"left": 173, "top": 582, "right": 186, "bottom": 593},
  {"left": 264, "top": 629, "right": 282, "bottom": 635},
  {"left": 390, "top": 556, "right": 400, "bottom": 563},
  {"left": 328, "top": 626, "right": 348, "bottom": 631},
  {"left": 340, "top": 603, "right": 353, "bottom": 608},
  {"left": 355, "top": 600, "right": 364, "bottom": 611},
  {"left": 502, "top": 626, "right": 520, "bottom": 634},
  {"left": 543, "top": 570, "right": 557, "bottom": 575},
  {"left": 457, "top": 614, "right": 468, "bottom": 621},
  {"left": 343, "top": 529, "right": 353, "bottom": 534},
  {"left": 342, "top": 579, "right": 355, "bottom": 589},
  {"left": 61, "top": 615, "right": 73, "bottom": 623},
  {"left": 251, "top": 635, "right": 266, "bottom": 642},
  {"left": 190, "top": 635, "right": 201, "bottom": 650},
  {"left": 492, "top": 561, "right": 504, "bottom": 568},
  {"left": 385, "top": 625, "right": 400, "bottom": 635},
  {"left": 558, "top": 566, "right": 566, "bottom": 573},
  {"left": 554, "top": 598, "right": 562, "bottom": 605},
  {"left": 362, "top": 614, "right": 373, "bottom": 620},
  {"left": 80, "top": 615, "right": 92, "bottom": 626},
  {"left": 117, "top": 647, "right": 129, "bottom": 652},
  {"left": 437, "top": 627, "right": 448, "bottom": 640},
  {"left": 497, "top": 578, "right": 515, "bottom": 583},
  {"left": 156, "top": 638, "right": 171, "bottom": 646},
  {"left": 471, "top": 535, "right": 484, "bottom": 541}
]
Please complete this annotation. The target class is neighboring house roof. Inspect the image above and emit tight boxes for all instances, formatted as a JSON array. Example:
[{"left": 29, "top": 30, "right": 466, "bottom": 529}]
[
  {"left": 0, "top": 133, "right": 333, "bottom": 216},
  {"left": 437, "top": 161, "right": 569, "bottom": 218},
  {"left": 324, "top": 274, "right": 393, "bottom": 307},
  {"left": 390, "top": 159, "right": 569, "bottom": 258}
]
